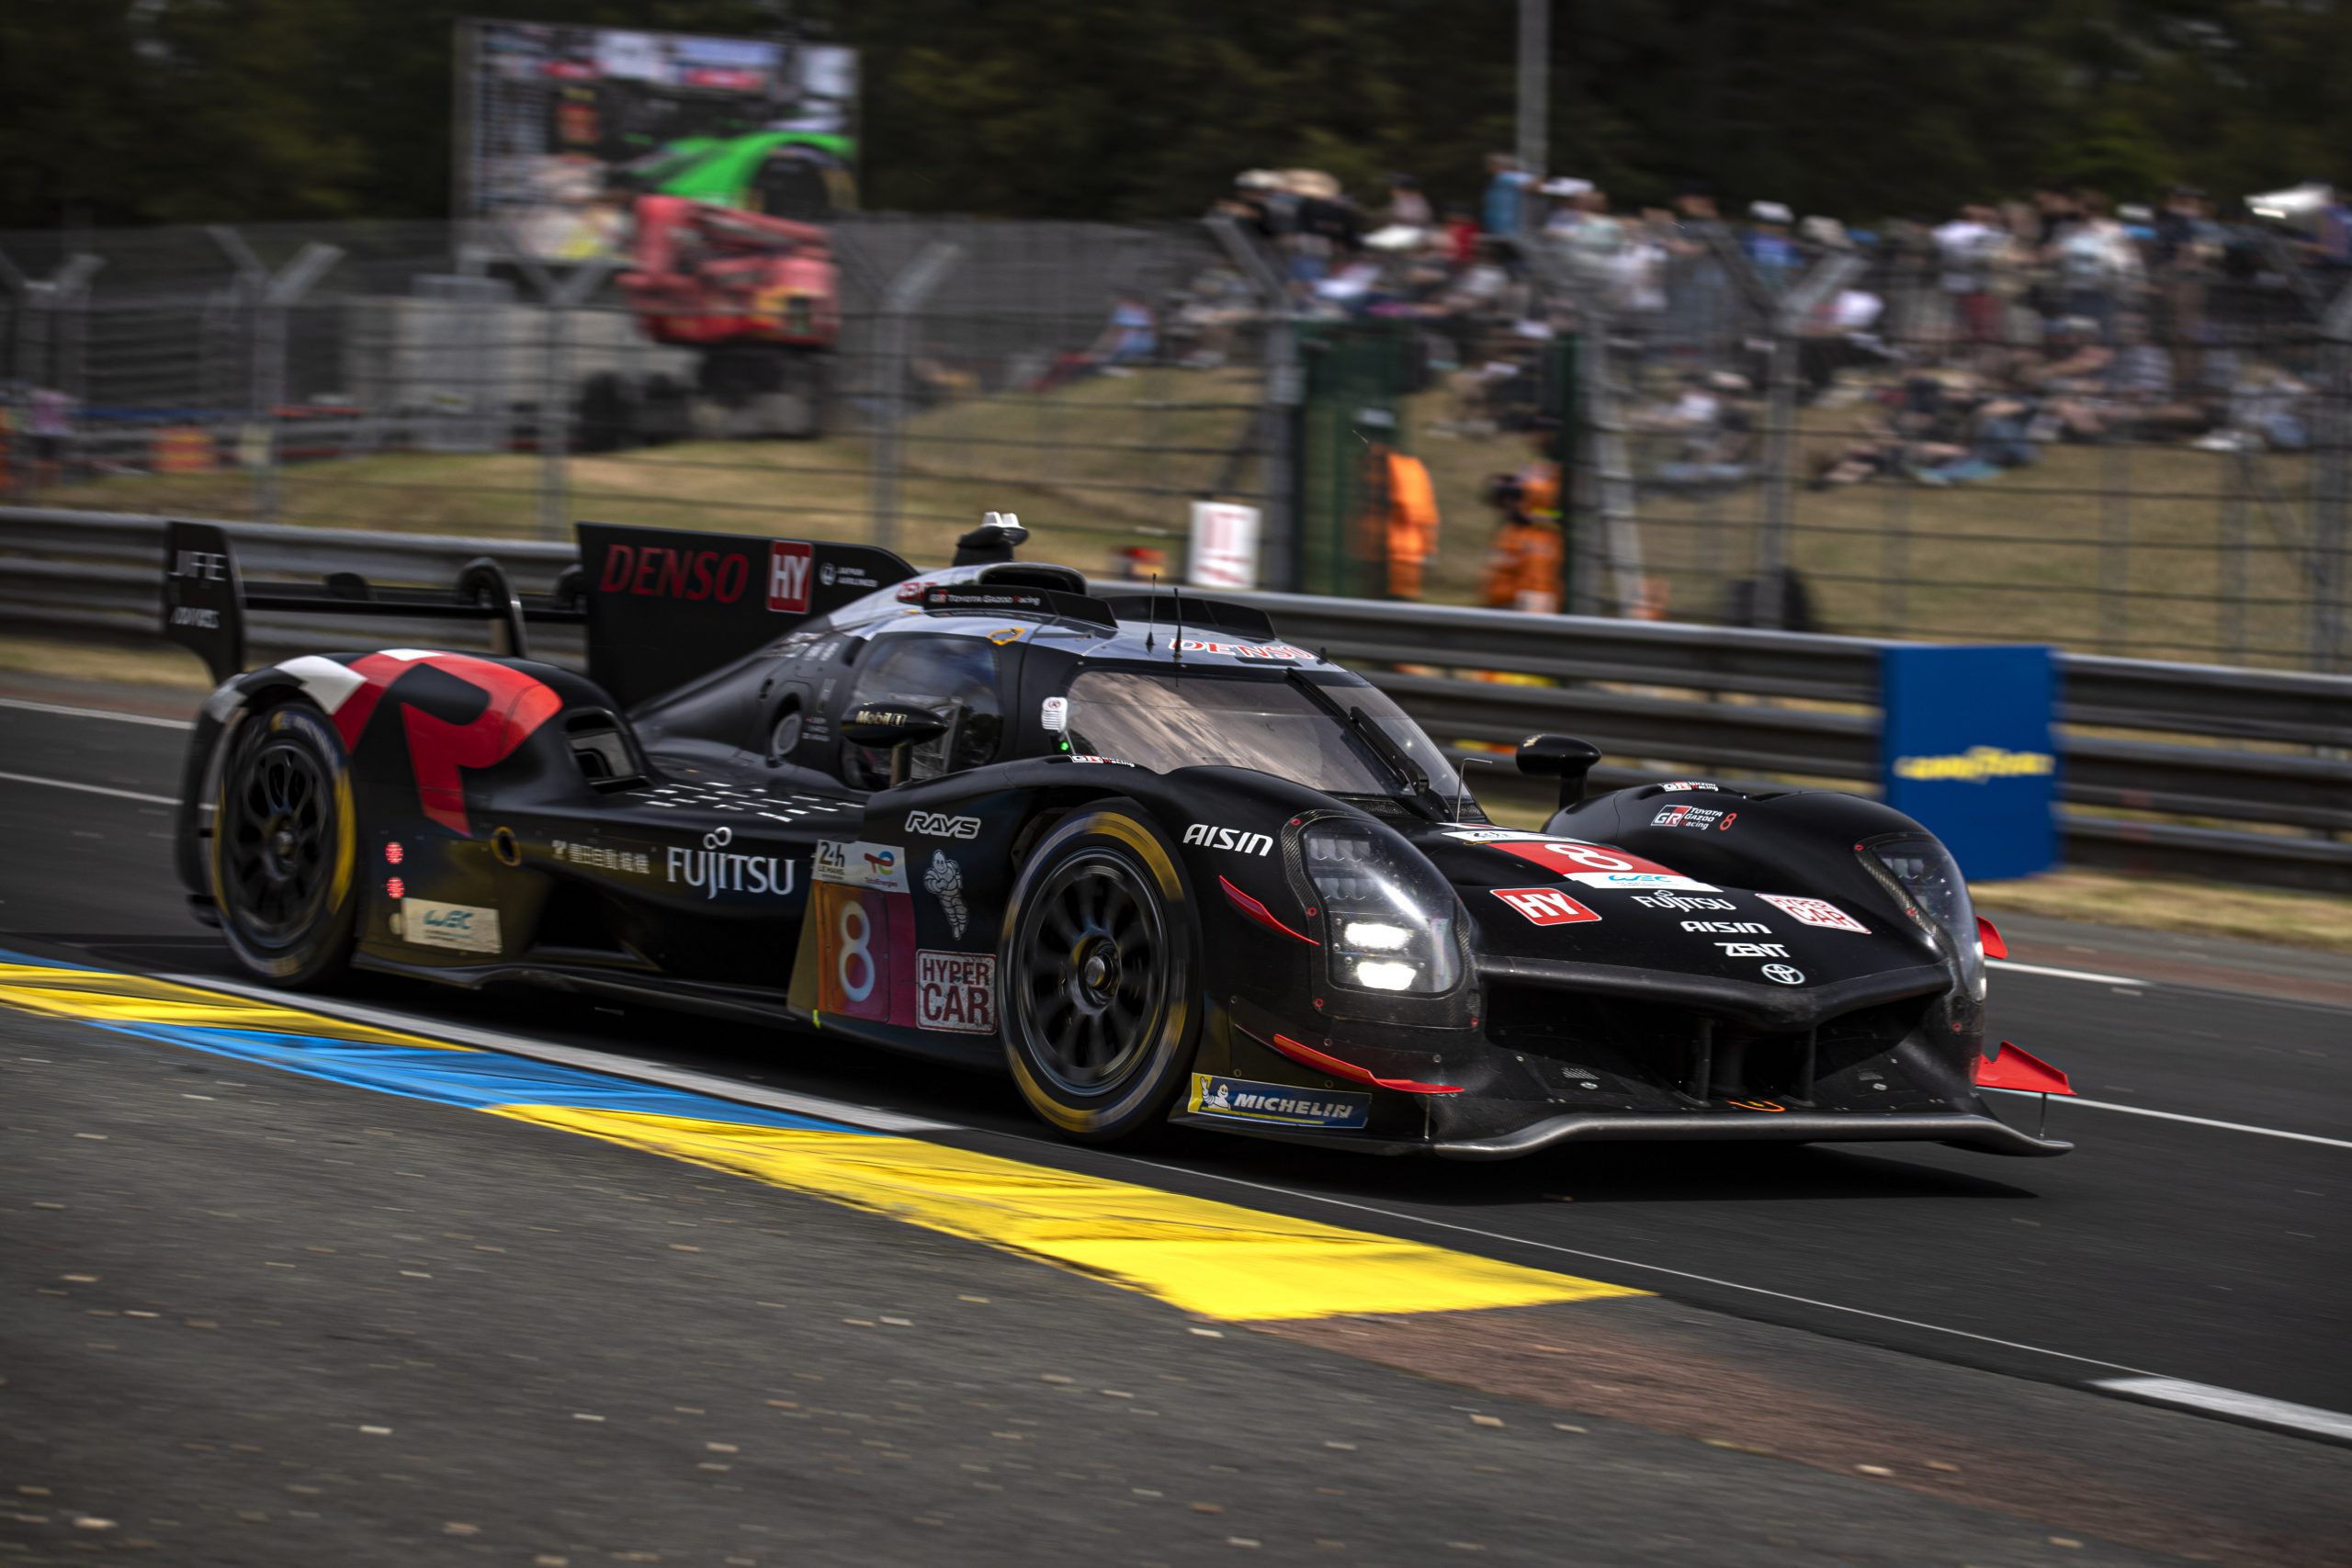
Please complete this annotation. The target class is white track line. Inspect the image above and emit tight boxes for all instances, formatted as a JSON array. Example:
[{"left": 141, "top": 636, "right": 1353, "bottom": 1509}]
[
  {"left": 1990, "top": 958, "right": 2146, "bottom": 987},
  {"left": 0, "top": 771, "right": 178, "bottom": 807},
  {"left": 159, "top": 971, "right": 951, "bottom": 1135},
  {"left": 1977, "top": 1086, "right": 2352, "bottom": 1150},
  {"left": 0, "top": 696, "right": 192, "bottom": 729},
  {"left": 2094, "top": 1377, "right": 2352, "bottom": 1444}
]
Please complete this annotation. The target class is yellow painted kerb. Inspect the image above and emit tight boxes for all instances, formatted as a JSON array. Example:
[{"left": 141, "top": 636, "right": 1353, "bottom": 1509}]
[{"left": 492, "top": 1106, "right": 1645, "bottom": 1321}]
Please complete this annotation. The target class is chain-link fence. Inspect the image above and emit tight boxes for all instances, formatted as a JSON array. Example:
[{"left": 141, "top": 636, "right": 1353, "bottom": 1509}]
[
  {"left": 0, "top": 216, "right": 1277, "bottom": 591},
  {"left": 6, "top": 212, "right": 2349, "bottom": 671}
]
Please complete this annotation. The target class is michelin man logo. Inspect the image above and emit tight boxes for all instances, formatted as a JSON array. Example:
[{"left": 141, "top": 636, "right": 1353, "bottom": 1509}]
[
  {"left": 1204, "top": 1080, "right": 1234, "bottom": 1111},
  {"left": 925, "top": 849, "right": 968, "bottom": 939}
]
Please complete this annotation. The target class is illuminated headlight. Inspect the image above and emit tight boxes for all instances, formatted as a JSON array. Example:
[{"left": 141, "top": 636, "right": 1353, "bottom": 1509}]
[
  {"left": 1303, "top": 823, "right": 1463, "bottom": 996},
  {"left": 1860, "top": 833, "right": 1984, "bottom": 1001}
]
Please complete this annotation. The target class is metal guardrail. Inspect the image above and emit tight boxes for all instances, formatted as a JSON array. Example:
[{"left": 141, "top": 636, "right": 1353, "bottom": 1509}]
[{"left": 6, "top": 507, "right": 2348, "bottom": 893}]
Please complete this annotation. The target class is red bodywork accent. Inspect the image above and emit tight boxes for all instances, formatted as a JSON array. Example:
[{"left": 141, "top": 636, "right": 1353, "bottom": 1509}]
[
  {"left": 1268, "top": 1031, "right": 1464, "bottom": 1095},
  {"left": 333, "top": 653, "right": 562, "bottom": 837},
  {"left": 1973, "top": 1041, "right": 2075, "bottom": 1096},
  {"left": 1976, "top": 915, "right": 2007, "bottom": 959},
  {"left": 1219, "top": 875, "right": 1317, "bottom": 946},
  {"left": 618, "top": 195, "right": 839, "bottom": 350}
]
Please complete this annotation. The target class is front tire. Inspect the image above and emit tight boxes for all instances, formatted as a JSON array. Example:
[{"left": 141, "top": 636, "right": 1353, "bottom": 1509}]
[
  {"left": 1001, "top": 806, "right": 1199, "bottom": 1143},
  {"left": 211, "top": 699, "right": 359, "bottom": 987}
]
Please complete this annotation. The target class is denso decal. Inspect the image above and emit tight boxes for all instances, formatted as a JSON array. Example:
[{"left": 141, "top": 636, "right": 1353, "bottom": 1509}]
[
  {"left": 666, "top": 825, "right": 796, "bottom": 901},
  {"left": 916, "top": 950, "right": 995, "bottom": 1033},
  {"left": 1756, "top": 895, "right": 1870, "bottom": 932},
  {"left": 1184, "top": 823, "right": 1273, "bottom": 856},
  {"left": 906, "top": 811, "right": 981, "bottom": 840},
  {"left": 399, "top": 898, "right": 501, "bottom": 954},
  {"left": 1187, "top": 1074, "right": 1369, "bottom": 1130},
  {"left": 813, "top": 839, "right": 910, "bottom": 893},
  {"left": 288, "top": 650, "right": 561, "bottom": 838},
  {"left": 600, "top": 543, "right": 752, "bottom": 603},
  {"left": 767, "top": 540, "right": 814, "bottom": 613},
  {"left": 1491, "top": 887, "right": 1602, "bottom": 926}
]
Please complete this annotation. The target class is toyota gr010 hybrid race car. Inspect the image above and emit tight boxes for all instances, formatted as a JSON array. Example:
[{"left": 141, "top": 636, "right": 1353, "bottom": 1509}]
[{"left": 159, "top": 513, "right": 2070, "bottom": 1158}]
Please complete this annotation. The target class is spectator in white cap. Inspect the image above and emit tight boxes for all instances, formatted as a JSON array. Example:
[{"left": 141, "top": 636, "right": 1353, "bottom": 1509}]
[{"left": 1746, "top": 198, "right": 1800, "bottom": 288}]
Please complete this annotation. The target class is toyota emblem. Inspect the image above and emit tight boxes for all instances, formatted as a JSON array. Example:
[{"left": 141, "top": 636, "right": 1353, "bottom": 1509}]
[
  {"left": 704, "top": 826, "right": 732, "bottom": 850},
  {"left": 1760, "top": 964, "right": 1805, "bottom": 986}
]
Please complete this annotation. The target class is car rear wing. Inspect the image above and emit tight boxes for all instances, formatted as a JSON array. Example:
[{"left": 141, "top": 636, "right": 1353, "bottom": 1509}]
[{"left": 161, "top": 520, "right": 585, "bottom": 686}]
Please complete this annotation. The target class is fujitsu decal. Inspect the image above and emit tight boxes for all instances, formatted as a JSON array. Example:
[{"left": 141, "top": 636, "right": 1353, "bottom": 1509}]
[
  {"left": 598, "top": 542, "right": 752, "bottom": 603},
  {"left": 280, "top": 650, "right": 560, "bottom": 838}
]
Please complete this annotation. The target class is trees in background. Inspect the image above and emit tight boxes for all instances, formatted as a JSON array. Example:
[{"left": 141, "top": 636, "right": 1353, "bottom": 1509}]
[{"left": 3, "top": 0, "right": 2347, "bottom": 231}]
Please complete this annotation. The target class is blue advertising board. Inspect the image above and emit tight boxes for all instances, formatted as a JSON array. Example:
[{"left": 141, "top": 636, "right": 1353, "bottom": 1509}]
[{"left": 1880, "top": 644, "right": 2057, "bottom": 881}]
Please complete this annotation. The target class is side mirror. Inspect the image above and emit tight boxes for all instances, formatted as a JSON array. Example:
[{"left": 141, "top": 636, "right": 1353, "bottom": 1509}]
[
  {"left": 1516, "top": 733, "right": 1603, "bottom": 812},
  {"left": 840, "top": 703, "right": 951, "bottom": 787}
]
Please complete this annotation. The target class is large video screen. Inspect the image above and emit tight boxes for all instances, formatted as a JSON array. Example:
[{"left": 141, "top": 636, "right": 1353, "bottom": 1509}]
[{"left": 455, "top": 20, "right": 859, "bottom": 260}]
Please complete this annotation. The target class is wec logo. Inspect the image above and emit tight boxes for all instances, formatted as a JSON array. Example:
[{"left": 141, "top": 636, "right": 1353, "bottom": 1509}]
[
  {"left": 907, "top": 812, "right": 981, "bottom": 840},
  {"left": 1184, "top": 823, "right": 1272, "bottom": 856}
]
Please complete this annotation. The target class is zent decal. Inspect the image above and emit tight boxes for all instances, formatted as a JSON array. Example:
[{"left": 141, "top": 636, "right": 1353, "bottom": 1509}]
[
  {"left": 916, "top": 951, "right": 995, "bottom": 1033},
  {"left": 1491, "top": 887, "right": 1602, "bottom": 927},
  {"left": 1187, "top": 1075, "right": 1369, "bottom": 1130},
  {"left": 1756, "top": 895, "right": 1870, "bottom": 932}
]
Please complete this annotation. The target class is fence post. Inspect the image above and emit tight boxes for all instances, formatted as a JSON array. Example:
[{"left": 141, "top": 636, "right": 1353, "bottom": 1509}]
[
  {"left": 2313, "top": 282, "right": 2352, "bottom": 674},
  {"left": 1752, "top": 252, "right": 1865, "bottom": 628},
  {"left": 249, "top": 243, "right": 343, "bottom": 525},
  {"left": 868, "top": 243, "right": 961, "bottom": 556},
  {"left": 0, "top": 251, "right": 103, "bottom": 504},
  {"left": 1206, "top": 215, "right": 1300, "bottom": 591},
  {"left": 528, "top": 255, "right": 623, "bottom": 543}
]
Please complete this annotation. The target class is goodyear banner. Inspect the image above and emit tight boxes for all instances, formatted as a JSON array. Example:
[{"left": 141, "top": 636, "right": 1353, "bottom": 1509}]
[{"left": 1880, "top": 645, "right": 2057, "bottom": 881}]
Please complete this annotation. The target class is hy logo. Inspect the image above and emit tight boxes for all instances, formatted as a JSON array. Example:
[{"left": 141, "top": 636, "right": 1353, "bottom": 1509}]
[{"left": 1184, "top": 823, "right": 1273, "bottom": 856}]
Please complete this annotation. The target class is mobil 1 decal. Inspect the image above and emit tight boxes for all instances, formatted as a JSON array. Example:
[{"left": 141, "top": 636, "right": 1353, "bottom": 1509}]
[
  {"left": 1442, "top": 828, "right": 1717, "bottom": 893},
  {"left": 577, "top": 523, "right": 910, "bottom": 709}
]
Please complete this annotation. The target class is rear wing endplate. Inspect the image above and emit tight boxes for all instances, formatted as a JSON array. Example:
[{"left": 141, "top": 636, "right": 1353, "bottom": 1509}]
[{"left": 161, "top": 520, "right": 583, "bottom": 685}]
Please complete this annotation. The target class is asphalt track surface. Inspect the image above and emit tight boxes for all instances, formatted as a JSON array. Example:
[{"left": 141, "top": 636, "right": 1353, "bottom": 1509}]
[{"left": 4, "top": 682, "right": 2348, "bottom": 1565}]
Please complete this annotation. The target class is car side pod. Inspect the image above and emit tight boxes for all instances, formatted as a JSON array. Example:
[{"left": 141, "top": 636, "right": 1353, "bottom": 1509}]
[
  {"left": 1973, "top": 1039, "right": 2075, "bottom": 1138},
  {"left": 1516, "top": 734, "right": 1604, "bottom": 813}
]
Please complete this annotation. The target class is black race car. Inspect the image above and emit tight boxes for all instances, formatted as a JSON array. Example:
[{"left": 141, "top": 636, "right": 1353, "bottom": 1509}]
[{"left": 161, "top": 514, "right": 2068, "bottom": 1158}]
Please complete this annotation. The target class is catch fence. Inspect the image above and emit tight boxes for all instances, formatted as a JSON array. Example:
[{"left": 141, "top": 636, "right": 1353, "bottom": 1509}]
[{"left": 4, "top": 214, "right": 2351, "bottom": 672}]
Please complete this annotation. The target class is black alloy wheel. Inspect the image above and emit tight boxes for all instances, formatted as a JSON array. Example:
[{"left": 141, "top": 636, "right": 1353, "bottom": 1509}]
[
  {"left": 1001, "top": 807, "right": 1198, "bottom": 1142},
  {"left": 1016, "top": 849, "right": 1170, "bottom": 1095},
  {"left": 213, "top": 701, "right": 357, "bottom": 986}
]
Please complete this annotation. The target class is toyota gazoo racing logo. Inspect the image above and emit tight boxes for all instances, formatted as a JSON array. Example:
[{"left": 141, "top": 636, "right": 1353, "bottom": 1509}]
[
  {"left": 666, "top": 824, "right": 796, "bottom": 900},
  {"left": 906, "top": 811, "right": 982, "bottom": 840},
  {"left": 1184, "top": 823, "right": 1273, "bottom": 856}
]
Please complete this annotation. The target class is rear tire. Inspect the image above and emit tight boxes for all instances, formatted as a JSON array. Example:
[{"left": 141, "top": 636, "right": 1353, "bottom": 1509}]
[
  {"left": 211, "top": 700, "right": 358, "bottom": 987},
  {"left": 1001, "top": 806, "right": 1198, "bottom": 1143}
]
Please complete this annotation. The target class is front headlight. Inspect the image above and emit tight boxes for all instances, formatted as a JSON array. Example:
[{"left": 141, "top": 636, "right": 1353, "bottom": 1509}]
[
  {"left": 1302, "top": 822, "right": 1464, "bottom": 995},
  {"left": 1860, "top": 833, "right": 1984, "bottom": 1000}
]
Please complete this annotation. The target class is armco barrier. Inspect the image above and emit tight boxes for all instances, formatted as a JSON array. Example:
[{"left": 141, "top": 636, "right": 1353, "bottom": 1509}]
[{"left": 6, "top": 507, "right": 2349, "bottom": 892}]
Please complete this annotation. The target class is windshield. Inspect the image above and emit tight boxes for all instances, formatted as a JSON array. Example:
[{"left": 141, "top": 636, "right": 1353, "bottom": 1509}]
[{"left": 1059, "top": 671, "right": 1463, "bottom": 799}]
